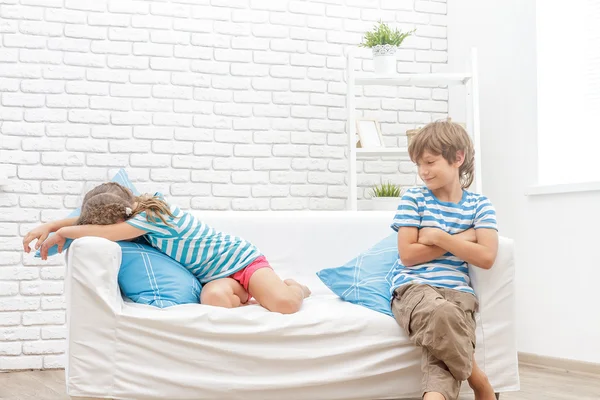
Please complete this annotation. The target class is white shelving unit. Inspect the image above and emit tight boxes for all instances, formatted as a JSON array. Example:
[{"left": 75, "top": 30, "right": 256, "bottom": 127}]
[
  {"left": 356, "top": 147, "right": 410, "bottom": 157},
  {"left": 346, "top": 48, "right": 482, "bottom": 211}
]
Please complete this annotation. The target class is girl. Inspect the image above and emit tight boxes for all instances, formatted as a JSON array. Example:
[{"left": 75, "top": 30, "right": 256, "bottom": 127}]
[{"left": 23, "top": 182, "right": 311, "bottom": 314}]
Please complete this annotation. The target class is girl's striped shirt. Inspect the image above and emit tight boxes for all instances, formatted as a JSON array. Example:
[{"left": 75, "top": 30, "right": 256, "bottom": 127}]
[{"left": 127, "top": 193, "right": 262, "bottom": 284}]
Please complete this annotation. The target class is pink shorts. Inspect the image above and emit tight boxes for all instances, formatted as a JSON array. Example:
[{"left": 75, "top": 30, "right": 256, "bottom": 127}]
[{"left": 229, "top": 256, "right": 272, "bottom": 297}]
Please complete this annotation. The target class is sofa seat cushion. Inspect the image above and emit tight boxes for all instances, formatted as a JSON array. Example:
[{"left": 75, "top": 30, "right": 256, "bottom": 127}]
[{"left": 105, "top": 295, "right": 425, "bottom": 399}]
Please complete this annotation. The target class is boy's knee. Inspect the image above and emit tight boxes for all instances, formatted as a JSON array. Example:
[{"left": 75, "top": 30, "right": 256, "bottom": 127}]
[
  {"left": 450, "top": 358, "right": 472, "bottom": 382},
  {"left": 426, "top": 302, "right": 475, "bottom": 381}
]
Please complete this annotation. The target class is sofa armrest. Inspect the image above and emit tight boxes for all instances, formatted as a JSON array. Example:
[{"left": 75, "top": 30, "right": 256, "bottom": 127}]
[
  {"left": 469, "top": 236, "right": 516, "bottom": 320},
  {"left": 65, "top": 237, "right": 122, "bottom": 393},
  {"left": 469, "top": 236, "right": 520, "bottom": 390},
  {"left": 66, "top": 236, "right": 123, "bottom": 314}
]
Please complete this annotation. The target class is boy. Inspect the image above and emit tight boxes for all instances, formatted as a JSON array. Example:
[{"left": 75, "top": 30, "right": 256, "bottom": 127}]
[{"left": 391, "top": 120, "right": 498, "bottom": 400}]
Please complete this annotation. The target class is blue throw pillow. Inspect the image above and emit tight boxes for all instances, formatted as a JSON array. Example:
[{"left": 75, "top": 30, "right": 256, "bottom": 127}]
[
  {"left": 35, "top": 169, "right": 139, "bottom": 258},
  {"left": 316, "top": 233, "right": 399, "bottom": 317},
  {"left": 118, "top": 241, "right": 202, "bottom": 308}
]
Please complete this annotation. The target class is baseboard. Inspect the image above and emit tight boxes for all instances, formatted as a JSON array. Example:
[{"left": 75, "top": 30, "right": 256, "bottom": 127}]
[{"left": 519, "top": 352, "right": 600, "bottom": 376}]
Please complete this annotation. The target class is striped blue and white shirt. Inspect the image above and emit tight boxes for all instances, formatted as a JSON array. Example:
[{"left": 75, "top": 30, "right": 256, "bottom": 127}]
[
  {"left": 390, "top": 186, "right": 497, "bottom": 295},
  {"left": 126, "top": 193, "right": 262, "bottom": 284}
]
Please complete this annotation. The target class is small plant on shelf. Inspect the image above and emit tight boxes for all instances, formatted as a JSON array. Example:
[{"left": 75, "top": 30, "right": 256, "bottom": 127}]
[
  {"left": 360, "top": 21, "right": 415, "bottom": 48},
  {"left": 369, "top": 182, "right": 402, "bottom": 198},
  {"left": 369, "top": 182, "right": 403, "bottom": 211},
  {"left": 360, "top": 21, "right": 415, "bottom": 76}
]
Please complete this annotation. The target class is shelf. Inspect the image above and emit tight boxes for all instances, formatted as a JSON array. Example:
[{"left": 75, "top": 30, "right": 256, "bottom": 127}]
[
  {"left": 356, "top": 147, "right": 410, "bottom": 158},
  {"left": 354, "top": 73, "right": 471, "bottom": 86}
]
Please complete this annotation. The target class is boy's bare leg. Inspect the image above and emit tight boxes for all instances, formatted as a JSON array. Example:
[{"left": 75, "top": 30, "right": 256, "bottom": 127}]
[
  {"left": 468, "top": 357, "right": 496, "bottom": 400},
  {"left": 423, "top": 392, "right": 446, "bottom": 400}
]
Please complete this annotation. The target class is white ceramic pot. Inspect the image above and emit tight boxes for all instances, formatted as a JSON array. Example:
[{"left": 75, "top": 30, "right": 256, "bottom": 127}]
[
  {"left": 371, "top": 197, "right": 400, "bottom": 211},
  {"left": 372, "top": 44, "right": 397, "bottom": 76}
]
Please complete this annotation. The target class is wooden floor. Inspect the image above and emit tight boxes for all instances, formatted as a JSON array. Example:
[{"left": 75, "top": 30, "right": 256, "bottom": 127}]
[{"left": 1, "top": 363, "right": 599, "bottom": 399}]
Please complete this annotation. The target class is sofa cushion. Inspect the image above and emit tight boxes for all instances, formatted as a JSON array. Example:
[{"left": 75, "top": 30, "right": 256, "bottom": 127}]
[
  {"left": 316, "top": 233, "right": 399, "bottom": 317},
  {"left": 35, "top": 169, "right": 139, "bottom": 258},
  {"left": 118, "top": 241, "right": 202, "bottom": 308}
]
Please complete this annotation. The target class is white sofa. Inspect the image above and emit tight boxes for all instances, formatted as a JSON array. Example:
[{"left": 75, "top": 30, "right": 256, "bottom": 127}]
[{"left": 65, "top": 211, "right": 519, "bottom": 400}]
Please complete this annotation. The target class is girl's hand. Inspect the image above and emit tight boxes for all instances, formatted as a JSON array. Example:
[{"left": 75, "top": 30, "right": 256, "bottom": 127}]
[
  {"left": 23, "top": 223, "right": 54, "bottom": 253},
  {"left": 39, "top": 233, "right": 66, "bottom": 260},
  {"left": 417, "top": 228, "right": 443, "bottom": 246}
]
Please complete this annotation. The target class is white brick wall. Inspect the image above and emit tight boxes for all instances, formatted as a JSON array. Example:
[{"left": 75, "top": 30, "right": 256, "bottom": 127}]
[{"left": 0, "top": 0, "right": 447, "bottom": 370}]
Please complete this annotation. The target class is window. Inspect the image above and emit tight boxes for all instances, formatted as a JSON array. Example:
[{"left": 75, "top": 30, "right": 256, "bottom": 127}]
[{"left": 536, "top": 0, "right": 600, "bottom": 185}]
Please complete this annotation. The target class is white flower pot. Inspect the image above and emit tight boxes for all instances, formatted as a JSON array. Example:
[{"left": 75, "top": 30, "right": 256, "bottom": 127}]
[
  {"left": 371, "top": 197, "right": 400, "bottom": 211},
  {"left": 372, "top": 45, "right": 397, "bottom": 76}
]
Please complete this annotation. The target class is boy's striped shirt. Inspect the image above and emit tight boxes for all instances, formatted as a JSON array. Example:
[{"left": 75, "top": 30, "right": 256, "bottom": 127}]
[
  {"left": 127, "top": 193, "right": 261, "bottom": 284},
  {"left": 390, "top": 186, "right": 497, "bottom": 295}
]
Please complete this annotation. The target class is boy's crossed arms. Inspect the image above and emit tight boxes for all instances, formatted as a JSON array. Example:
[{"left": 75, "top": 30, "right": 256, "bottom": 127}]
[{"left": 398, "top": 226, "right": 498, "bottom": 270}]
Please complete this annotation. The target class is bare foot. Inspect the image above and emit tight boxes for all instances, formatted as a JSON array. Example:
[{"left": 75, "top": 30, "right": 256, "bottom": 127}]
[
  {"left": 284, "top": 279, "right": 311, "bottom": 298},
  {"left": 469, "top": 358, "right": 496, "bottom": 400}
]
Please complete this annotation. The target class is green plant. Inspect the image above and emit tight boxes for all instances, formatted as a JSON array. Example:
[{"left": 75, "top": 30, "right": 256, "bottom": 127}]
[
  {"left": 360, "top": 21, "right": 415, "bottom": 48},
  {"left": 370, "top": 182, "right": 402, "bottom": 198}
]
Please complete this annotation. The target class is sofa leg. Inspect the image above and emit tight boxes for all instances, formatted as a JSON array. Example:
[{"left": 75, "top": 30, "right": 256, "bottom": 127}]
[{"left": 495, "top": 393, "right": 500, "bottom": 400}]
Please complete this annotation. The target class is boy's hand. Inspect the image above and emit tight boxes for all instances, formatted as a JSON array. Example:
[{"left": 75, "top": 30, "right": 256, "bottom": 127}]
[
  {"left": 417, "top": 228, "right": 443, "bottom": 246},
  {"left": 23, "top": 223, "right": 54, "bottom": 253},
  {"left": 39, "top": 233, "right": 66, "bottom": 260}
]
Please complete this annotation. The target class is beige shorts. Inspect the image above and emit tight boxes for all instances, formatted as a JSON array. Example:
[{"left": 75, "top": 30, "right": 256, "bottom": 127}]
[{"left": 392, "top": 283, "right": 478, "bottom": 400}]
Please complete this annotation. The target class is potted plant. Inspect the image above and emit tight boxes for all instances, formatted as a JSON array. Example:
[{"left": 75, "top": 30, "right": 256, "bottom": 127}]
[
  {"left": 360, "top": 21, "right": 415, "bottom": 76},
  {"left": 369, "top": 182, "right": 403, "bottom": 211}
]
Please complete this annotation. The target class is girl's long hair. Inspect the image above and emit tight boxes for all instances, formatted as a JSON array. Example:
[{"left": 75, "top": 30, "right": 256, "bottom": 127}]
[{"left": 77, "top": 182, "right": 176, "bottom": 226}]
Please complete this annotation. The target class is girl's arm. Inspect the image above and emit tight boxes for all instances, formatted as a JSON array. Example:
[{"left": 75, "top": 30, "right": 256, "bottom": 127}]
[
  {"left": 51, "top": 217, "right": 80, "bottom": 231},
  {"left": 418, "top": 228, "right": 498, "bottom": 269},
  {"left": 398, "top": 227, "right": 477, "bottom": 267},
  {"left": 57, "top": 222, "right": 146, "bottom": 242},
  {"left": 23, "top": 217, "right": 80, "bottom": 253},
  {"left": 39, "top": 223, "right": 147, "bottom": 260}
]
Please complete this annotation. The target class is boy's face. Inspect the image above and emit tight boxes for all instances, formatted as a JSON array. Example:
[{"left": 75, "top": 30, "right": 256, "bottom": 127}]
[{"left": 415, "top": 150, "right": 463, "bottom": 191}]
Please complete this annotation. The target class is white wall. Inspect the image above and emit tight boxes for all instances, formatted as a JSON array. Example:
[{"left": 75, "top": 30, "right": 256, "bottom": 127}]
[
  {"left": 0, "top": 0, "right": 448, "bottom": 370},
  {"left": 448, "top": 0, "right": 600, "bottom": 364}
]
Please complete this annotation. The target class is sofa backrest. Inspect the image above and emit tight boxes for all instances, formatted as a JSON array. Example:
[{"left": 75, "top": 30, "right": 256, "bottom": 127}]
[{"left": 195, "top": 211, "right": 395, "bottom": 294}]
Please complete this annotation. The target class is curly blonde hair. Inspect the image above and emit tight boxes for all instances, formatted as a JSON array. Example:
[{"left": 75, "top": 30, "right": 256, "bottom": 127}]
[
  {"left": 77, "top": 182, "right": 176, "bottom": 226},
  {"left": 408, "top": 120, "right": 475, "bottom": 189}
]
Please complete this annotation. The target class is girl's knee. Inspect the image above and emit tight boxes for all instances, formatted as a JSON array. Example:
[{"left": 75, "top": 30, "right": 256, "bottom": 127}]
[
  {"left": 201, "top": 287, "right": 236, "bottom": 308},
  {"left": 201, "top": 278, "right": 248, "bottom": 308},
  {"left": 265, "top": 292, "right": 302, "bottom": 314}
]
